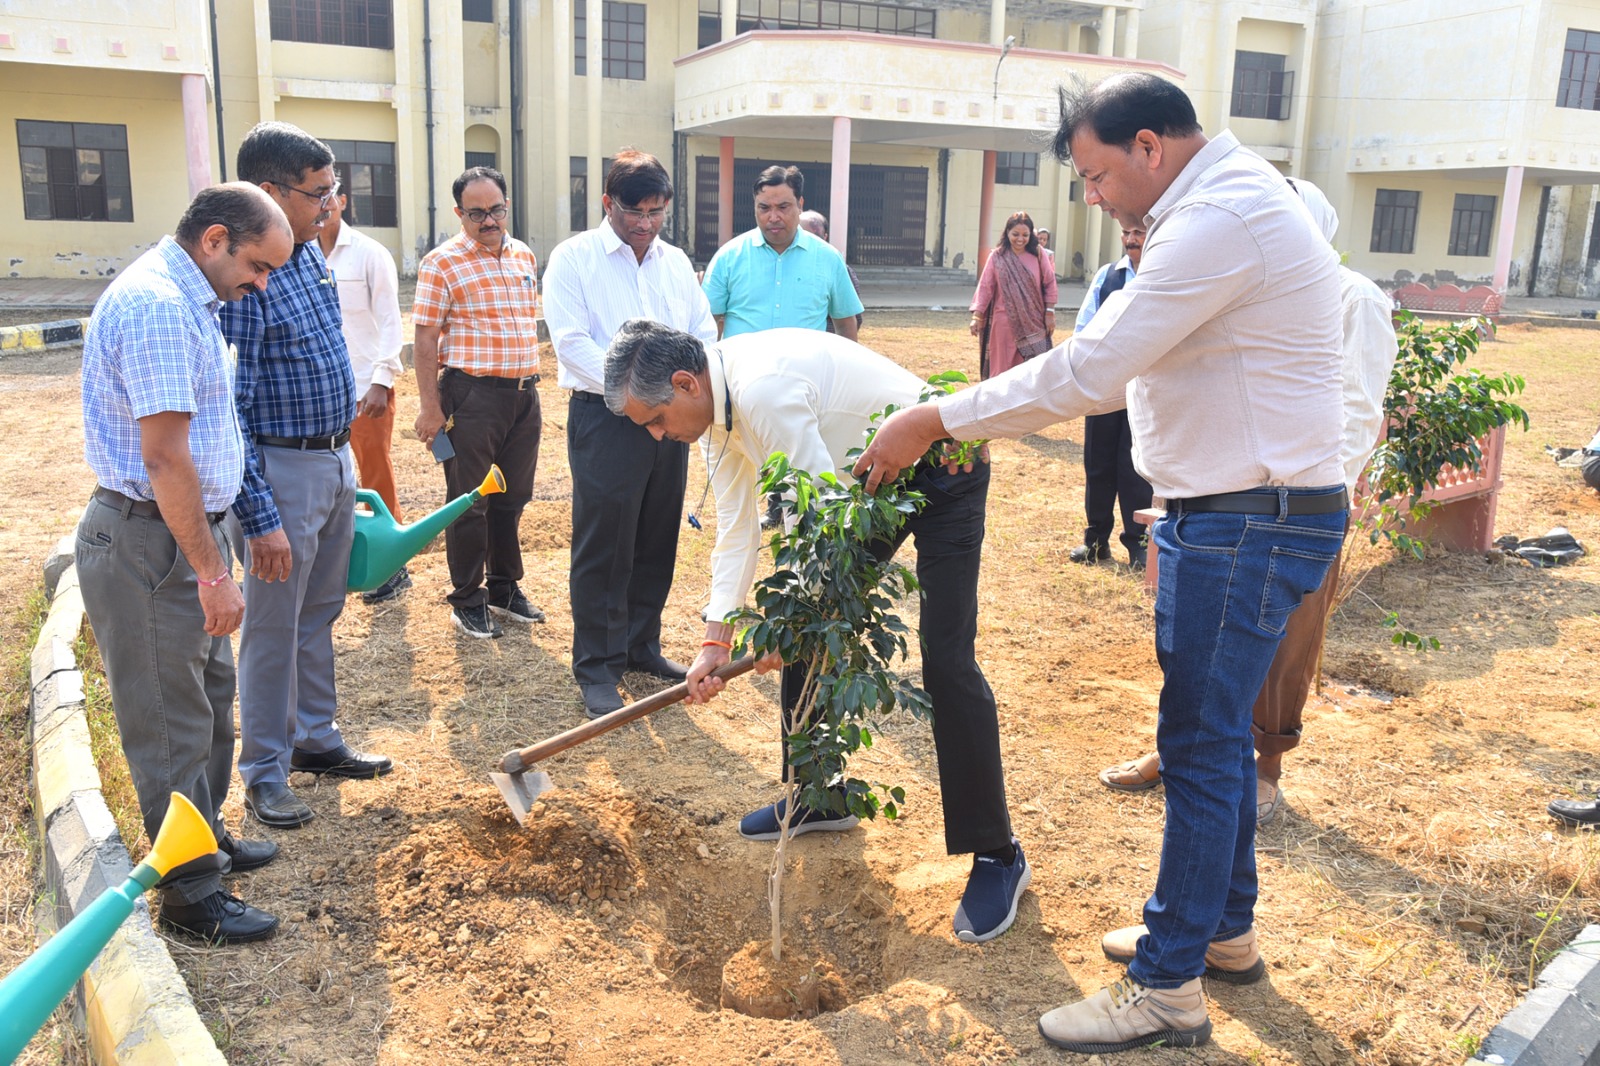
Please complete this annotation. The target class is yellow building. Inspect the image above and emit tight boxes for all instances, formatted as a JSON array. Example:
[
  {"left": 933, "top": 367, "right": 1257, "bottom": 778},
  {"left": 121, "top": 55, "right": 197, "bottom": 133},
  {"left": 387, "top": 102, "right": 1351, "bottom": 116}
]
[{"left": 3, "top": 0, "right": 1599, "bottom": 298}]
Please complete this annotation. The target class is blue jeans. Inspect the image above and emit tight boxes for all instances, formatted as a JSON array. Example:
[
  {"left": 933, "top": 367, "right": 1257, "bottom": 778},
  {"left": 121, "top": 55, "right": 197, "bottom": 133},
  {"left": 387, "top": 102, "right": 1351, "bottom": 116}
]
[{"left": 1130, "top": 487, "right": 1346, "bottom": 989}]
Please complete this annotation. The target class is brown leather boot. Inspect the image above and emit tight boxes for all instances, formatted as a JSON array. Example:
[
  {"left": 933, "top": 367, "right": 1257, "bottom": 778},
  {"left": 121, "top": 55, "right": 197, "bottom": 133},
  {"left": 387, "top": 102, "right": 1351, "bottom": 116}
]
[
  {"left": 1100, "top": 924, "right": 1266, "bottom": 984},
  {"left": 1038, "top": 975, "right": 1210, "bottom": 1052}
]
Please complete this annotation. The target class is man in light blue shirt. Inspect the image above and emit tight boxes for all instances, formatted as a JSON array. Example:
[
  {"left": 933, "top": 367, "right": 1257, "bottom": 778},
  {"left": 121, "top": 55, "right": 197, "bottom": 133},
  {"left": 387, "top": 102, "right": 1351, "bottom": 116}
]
[
  {"left": 701, "top": 165, "right": 863, "bottom": 341},
  {"left": 78, "top": 182, "right": 292, "bottom": 944}
]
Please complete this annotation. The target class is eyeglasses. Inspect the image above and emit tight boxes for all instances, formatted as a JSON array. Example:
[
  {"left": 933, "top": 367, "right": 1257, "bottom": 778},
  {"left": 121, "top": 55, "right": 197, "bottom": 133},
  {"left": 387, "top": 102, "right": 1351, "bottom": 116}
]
[
  {"left": 464, "top": 204, "right": 509, "bottom": 224},
  {"left": 273, "top": 180, "right": 340, "bottom": 208},
  {"left": 616, "top": 205, "right": 669, "bottom": 225}
]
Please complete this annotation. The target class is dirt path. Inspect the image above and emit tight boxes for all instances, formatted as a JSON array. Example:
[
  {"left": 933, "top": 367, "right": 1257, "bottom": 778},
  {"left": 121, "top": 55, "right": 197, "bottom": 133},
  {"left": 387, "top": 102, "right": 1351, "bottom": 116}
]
[{"left": 2, "top": 317, "right": 1596, "bottom": 1065}]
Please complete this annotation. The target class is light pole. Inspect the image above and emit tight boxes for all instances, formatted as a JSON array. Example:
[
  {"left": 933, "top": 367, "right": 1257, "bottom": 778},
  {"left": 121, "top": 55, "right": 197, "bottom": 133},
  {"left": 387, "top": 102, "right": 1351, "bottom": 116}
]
[{"left": 993, "top": 34, "right": 1016, "bottom": 105}]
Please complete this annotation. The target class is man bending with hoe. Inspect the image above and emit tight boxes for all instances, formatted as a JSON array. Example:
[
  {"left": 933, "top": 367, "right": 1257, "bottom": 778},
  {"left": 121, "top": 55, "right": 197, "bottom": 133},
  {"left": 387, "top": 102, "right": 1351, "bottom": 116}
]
[
  {"left": 603, "top": 320, "right": 1031, "bottom": 945},
  {"left": 856, "top": 72, "right": 1347, "bottom": 1052}
]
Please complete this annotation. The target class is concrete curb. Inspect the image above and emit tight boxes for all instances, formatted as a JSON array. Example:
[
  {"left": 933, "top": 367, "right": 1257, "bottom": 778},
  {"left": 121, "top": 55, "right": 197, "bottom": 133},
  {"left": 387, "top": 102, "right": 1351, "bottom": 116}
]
[
  {"left": 1, "top": 318, "right": 89, "bottom": 353},
  {"left": 29, "top": 535, "right": 225, "bottom": 1065},
  {"left": 1471, "top": 923, "right": 1600, "bottom": 1066}
]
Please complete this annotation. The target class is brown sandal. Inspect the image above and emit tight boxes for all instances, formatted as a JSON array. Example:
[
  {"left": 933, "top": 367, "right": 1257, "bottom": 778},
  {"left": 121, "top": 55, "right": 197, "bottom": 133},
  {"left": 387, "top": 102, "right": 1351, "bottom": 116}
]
[{"left": 1097, "top": 752, "right": 1162, "bottom": 792}]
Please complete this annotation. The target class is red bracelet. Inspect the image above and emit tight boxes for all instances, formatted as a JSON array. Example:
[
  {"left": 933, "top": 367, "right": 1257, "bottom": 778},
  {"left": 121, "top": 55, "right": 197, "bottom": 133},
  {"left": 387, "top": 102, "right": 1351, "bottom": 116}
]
[
  {"left": 701, "top": 639, "right": 732, "bottom": 649},
  {"left": 198, "top": 572, "right": 231, "bottom": 588}
]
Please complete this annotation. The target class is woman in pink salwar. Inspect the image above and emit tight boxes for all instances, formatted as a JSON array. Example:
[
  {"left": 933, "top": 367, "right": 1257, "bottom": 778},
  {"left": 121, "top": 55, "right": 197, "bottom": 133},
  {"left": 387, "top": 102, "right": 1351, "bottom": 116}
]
[{"left": 970, "top": 212, "right": 1058, "bottom": 379}]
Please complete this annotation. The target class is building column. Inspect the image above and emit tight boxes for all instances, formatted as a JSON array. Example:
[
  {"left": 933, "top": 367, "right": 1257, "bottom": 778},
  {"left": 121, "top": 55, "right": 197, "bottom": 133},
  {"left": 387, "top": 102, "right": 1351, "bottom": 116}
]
[
  {"left": 586, "top": 0, "right": 603, "bottom": 227},
  {"left": 1066, "top": 22, "right": 1083, "bottom": 53},
  {"left": 1084, "top": 207, "right": 1104, "bottom": 280},
  {"left": 829, "top": 117, "right": 851, "bottom": 259},
  {"left": 977, "top": 150, "right": 997, "bottom": 276},
  {"left": 1054, "top": 168, "right": 1076, "bottom": 280},
  {"left": 718, "top": 137, "right": 735, "bottom": 247},
  {"left": 180, "top": 73, "right": 212, "bottom": 197},
  {"left": 1099, "top": 6, "right": 1116, "bottom": 56},
  {"left": 990, "top": 0, "right": 1007, "bottom": 46},
  {"left": 553, "top": 0, "right": 572, "bottom": 241},
  {"left": 1123, "top": 8, "right": 1139, "bottom": 57},
  {"left": 1492, "top": 165, "right": 1524, "bottom": 294},
  {"left": 722, "top": 0, "right": 737, "bottom": 42}
]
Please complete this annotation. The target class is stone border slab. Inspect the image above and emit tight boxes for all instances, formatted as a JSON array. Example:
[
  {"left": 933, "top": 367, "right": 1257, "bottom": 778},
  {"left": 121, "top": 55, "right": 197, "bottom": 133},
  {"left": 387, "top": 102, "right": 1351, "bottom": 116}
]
[
  {"left": 28, "top": 535, "right": 224, "bottom": 1065},
  {"left": 1, "top": 317, "right": 89, "bottom": 353},
  {"left": 1472, "top": 922, "right": 1600, "bottom": 1066}
]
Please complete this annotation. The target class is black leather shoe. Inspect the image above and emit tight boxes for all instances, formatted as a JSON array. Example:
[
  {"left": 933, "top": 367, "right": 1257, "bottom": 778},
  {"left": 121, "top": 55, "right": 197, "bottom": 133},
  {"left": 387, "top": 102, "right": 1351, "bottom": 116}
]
[
  {"left": 1069, "top": 543, "right": 1111, "bottom": 564},
  {"left": 160, "top": 891, "right": 280, "bottom": 944},
  {"left": 1128, "top": 548, "right": 1148, "bottom": 571},
  {"left": 219, "top": 834, "right": 280, "bottom": 872},
  {"left": 1548, "top": 797, "right": 1600, "bottom": 826},
  {"left": 244, "top": 781, "right": 315, "bottom": 828},
  {"left": 627, "top": 654, "right": 689, "bottom": 682},
  {"left": 581, "top": 683, "right": 625, "bottom": 719},
  {"left": 291, "top": 742, "right": 394, "bottom": 779}
]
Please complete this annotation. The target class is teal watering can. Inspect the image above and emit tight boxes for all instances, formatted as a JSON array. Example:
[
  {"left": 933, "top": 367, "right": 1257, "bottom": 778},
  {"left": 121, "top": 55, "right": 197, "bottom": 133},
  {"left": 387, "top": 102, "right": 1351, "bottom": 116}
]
[
  {"left": 347, "top": 464, "right": 506, "bottom": 592},
  {"left": 0, "top": 793, "right": 217, "bottom": 1065}
]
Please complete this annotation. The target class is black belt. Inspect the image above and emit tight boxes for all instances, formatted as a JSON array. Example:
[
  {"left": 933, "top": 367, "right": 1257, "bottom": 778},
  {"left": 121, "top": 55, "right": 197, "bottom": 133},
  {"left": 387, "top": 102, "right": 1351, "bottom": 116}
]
[
  {"left": 1166, "top": 488, "right": 1349, "bottom": 517},
  {"left": 443, "top": 366, "right": 540, "bottom": 391},
  {"left": 94, "top": 486, "right": 226, "bottom": 524},
  {"left": 255, "top": 429, "right": 350, "bottom": 451},
  {"left": 572, "top": 390, "right": 605, "bottom": 404}
]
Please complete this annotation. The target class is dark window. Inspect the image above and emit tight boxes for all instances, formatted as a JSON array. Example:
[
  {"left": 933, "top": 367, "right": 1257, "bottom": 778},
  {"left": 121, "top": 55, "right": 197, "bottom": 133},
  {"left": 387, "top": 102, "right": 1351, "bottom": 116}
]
[
  {"left": 696, "top": 0, "right": 934, "bottom": 48},
  {"left": 465, "top": 151, "right": 497, "bottom": 171},
  {"left": 569, "top": 156, "right": 614, "bottom": 231},
  {"left": 268, "top": 0, "right": 392, "bottom": 48},
  {"left": 463, "top": 0, "right": 493, "bottom": 22},
  {"left": 1448, "top": 194, "right": 1496, "bottom": 257},
  {"left": 17, "top": 120, "right": 133, "bottom": 222},
  {"left": 325, "top": 139, "right": 397, "bottom": 227},
  {"left": 1559, "top": 28, "right": 1600, "bottom": 110},
  {"left": 995, "top": 152, "right": 1038, "bottom": 187},
  {"left": 1370, "top": 189, "right": 1420, "bottom": 254},
  {"left": 1231, "top": 51, "right": 1293, "bottom": 120},
  {"left": 575, "top": 1, "right": 645, "bottom": 80},
  {"left": 1590, "top": 210, "right": 1600, "bottom": 263}
]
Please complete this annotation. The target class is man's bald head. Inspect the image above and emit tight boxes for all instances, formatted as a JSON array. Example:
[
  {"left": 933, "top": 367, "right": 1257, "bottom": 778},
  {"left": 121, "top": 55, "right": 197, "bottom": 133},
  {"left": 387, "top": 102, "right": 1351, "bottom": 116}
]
[{"left": 175, "top": 182, "right": 292, "bottom": 255}]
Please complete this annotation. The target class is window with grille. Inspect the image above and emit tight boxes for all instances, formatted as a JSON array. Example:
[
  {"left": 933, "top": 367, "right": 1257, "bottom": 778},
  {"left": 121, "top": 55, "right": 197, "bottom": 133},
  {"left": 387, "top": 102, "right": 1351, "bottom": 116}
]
[
  {"left": 17, "top": 120, "right": 133, "bottom": 222},
  {"left": 1231, "top": 51, "right": 1293, "bottom": 120},
  {"left": 268, "top": 0, "right": 393, "bottom": 48},
  {"left": 569, "top": 156, "right": 614, "bottom": 231},
  {"left": 995, "top": 152, "right": 1038, "bottom": 187},
  {"left": 325, "top": 139, "right": 397, "bottom": 227},
  {"left": 696, "top": 0, "right": 935, "bottom": 48},
  {"left": 463, "top": 0, "right": 493, "bottom": 22},
  {"left": 465, "top": 151, "right": 497, "bottom": 171},
  {"left": 1370, "top": 189, "right": 1419, "bottom": 254},
  {"left": 1559, "top": 28, "right": 1600, "bottom": 110},
  {"left": 575, "top": 1, "right": 646, "bottom": 80},
  {"left": 1447, "top": 194, "right": 1496, "bottom": 257},
  {"left": 1590, "top": 211, "right": 1600, "bottom": 263}
]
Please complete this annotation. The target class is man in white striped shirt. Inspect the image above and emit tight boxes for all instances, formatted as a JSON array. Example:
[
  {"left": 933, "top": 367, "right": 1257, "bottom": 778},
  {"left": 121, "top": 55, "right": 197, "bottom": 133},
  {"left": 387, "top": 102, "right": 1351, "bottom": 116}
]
[{"left": 543, "top": 148, "right": 718, "bottom": 718}]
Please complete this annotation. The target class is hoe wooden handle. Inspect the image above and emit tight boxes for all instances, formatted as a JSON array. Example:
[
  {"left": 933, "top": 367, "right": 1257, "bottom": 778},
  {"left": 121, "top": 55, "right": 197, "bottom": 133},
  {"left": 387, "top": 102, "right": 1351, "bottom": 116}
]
[{"left": 497, "top": 657, "right": 757, "bottom": 774}]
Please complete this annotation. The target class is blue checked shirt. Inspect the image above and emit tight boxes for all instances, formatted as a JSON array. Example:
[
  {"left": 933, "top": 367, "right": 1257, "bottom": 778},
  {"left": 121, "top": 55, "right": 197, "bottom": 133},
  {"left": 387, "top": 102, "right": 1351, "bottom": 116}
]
[
  {"left": 221, "top": 239, "right": 356, "bottom": 537},
  {"left": 81, "top": 236, "right": 245, "bottom": 513}
]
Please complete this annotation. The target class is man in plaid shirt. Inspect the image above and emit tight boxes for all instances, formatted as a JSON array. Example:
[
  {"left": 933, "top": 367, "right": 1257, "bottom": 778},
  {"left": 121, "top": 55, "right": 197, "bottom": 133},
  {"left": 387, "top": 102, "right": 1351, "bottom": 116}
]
[
  {"left": 413, "top": 166, "right": 544, "bottom": 639},
  {"left": 223, "top": 122, "right": 394, "bottom": 832}
]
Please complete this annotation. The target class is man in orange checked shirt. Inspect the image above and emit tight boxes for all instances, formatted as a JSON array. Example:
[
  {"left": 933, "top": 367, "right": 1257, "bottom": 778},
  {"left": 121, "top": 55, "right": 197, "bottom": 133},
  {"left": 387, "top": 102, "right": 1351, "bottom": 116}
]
[{"left": 412, "top": 166, "right": 544, "bottom": 639}]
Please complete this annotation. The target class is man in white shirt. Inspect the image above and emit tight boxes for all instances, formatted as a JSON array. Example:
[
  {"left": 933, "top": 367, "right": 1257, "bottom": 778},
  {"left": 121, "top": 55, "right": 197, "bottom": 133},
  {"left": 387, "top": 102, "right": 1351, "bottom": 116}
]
[
  {"left": 856, "top": 73, "right": 1347, "bottom": 1052},
  {"left": 543, "top": 149, "right": 718, "bottom": 718},
  {"left": 317, "top": 190, "right": 408, "bottom": 604},
  {"left": 603, "top": 320, "right": 1031, "bottom": 947}
]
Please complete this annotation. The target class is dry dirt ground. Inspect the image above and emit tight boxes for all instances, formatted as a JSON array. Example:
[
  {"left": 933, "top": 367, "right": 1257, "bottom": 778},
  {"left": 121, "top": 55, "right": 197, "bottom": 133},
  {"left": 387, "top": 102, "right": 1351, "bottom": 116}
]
[{"left": 3, "top": 315, "right": 1598, "bottom": 1066}]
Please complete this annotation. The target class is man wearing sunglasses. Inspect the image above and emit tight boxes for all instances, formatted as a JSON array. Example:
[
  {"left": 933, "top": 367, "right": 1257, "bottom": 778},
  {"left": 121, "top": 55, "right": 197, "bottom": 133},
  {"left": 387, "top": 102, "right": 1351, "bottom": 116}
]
[
  {"left": 542, "top": 148, "right": 717, "bottom": 718},
  {"left": 413, "top": 166, "right": 545, "bottom": 639},
  {"left": 223, "top": 121, "right": 394, "bottom": 834}
]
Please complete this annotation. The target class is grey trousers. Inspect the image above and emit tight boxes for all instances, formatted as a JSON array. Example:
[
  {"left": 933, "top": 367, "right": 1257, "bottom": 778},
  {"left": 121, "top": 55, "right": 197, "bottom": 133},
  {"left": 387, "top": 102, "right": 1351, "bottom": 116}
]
[
  {"left": 232, "top": 445, "right": 356, "bottom": 788},
  {"left": 76, "top": 495, "right": 234, "bottom": 904}
]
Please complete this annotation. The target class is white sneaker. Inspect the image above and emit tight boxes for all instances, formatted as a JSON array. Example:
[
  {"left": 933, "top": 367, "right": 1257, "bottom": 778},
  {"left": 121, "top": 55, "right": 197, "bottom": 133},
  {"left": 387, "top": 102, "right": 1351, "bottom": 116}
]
[{"left": 1038, "top": 975, "right": 1211, "bottom": 1053}]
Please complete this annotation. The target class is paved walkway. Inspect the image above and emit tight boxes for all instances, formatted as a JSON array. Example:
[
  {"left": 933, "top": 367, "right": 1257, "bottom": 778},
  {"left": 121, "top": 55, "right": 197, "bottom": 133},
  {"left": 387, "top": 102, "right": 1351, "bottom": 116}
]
[{"left": 1, "top": 274, "right": 1594, "bottom": 319}]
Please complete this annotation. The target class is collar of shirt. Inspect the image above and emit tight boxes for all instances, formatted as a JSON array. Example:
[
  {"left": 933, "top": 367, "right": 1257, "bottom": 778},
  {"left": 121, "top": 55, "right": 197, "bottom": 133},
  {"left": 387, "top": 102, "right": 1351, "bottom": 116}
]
[
  {"left": 597, "top": 221, "right": 661, "bottom": 264},
  {"left": 755, "top": 227, "right": 819, "bottom": 258},
  {"left": 1145, "top": 130, "right": 1241, "bottom": 230},
  {"left": 156, "top": 235, "right": 224, "bottom": 319}
]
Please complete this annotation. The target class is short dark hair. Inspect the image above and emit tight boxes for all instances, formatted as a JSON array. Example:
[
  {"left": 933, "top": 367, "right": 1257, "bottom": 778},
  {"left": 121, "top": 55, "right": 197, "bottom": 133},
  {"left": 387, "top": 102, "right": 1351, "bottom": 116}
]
[
  {"left": 996, "top": 211, "right": 1039, "bottom": 254},
  {"left": 236, "top": 121, "right": 335, "bottom": 188},
  {"left": 453, "top": 165, "right": 507, "bottom": 206},
  {"left": 175, "top": 182, "right": 290, "bottom": 254},
  {"left": 605, "top": 148, "right": 673, "bottom": 206},
  {"left": 753, "top": 165, "right": 803, "bottom": 200},
  {"left": 1051, "top": 72, "right": 1202, "bottom": 164},
  {"left": 604, "top": 319, "right": 708, "bottom": 415}
]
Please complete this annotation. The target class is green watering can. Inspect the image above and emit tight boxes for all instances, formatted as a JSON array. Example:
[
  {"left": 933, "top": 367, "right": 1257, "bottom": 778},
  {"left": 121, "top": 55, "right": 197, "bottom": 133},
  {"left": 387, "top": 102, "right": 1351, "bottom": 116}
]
[
  {"left": 0, "top": 793, "right": 217, "bottom": 1065},
  {"left": 347, "top": 464, "right": 506, "bottom": 593}
]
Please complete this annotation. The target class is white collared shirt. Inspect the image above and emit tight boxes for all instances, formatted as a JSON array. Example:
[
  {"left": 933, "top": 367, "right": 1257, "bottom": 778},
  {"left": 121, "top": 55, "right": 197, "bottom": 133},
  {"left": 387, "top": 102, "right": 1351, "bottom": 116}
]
[
  {"left": 701, "top": 329, "right": 927, "bottom": 622},
  {"left": 544, "top": 223, "right": 717, "bottom": 393},
  {"left": 324, "top": 222, "right": 403, "bottom": 392},
  {"left": 940, "top": 131, "right": 1345, "bottom": 500}
]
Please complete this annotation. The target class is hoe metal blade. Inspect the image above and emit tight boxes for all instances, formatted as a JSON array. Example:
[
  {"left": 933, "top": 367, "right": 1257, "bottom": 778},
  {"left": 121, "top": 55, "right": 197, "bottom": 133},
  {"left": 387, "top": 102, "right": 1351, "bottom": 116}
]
[{"left": 490, "top": 768, "right": 554, "bottom": 826}]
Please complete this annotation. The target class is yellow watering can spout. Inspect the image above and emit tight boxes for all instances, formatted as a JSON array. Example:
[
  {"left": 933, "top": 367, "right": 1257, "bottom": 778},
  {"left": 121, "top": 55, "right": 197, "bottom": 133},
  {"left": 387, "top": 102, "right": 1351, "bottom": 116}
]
[
  {"left": 347, "top": 463, "right": 507, "bottom": 593},
  {"left": 146, "top": 792, "right": 217, "bottom": 878}
]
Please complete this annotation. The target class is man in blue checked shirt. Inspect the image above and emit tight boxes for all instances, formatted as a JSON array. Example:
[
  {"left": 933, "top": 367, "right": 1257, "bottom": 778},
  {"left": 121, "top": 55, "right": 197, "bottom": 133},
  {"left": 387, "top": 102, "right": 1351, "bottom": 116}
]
[
  {"left": 78, "top": 183, "right": 291, "bottom": 943},
  {"left": 223, "top": 122, "right": 394, "bottom": 832}
]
